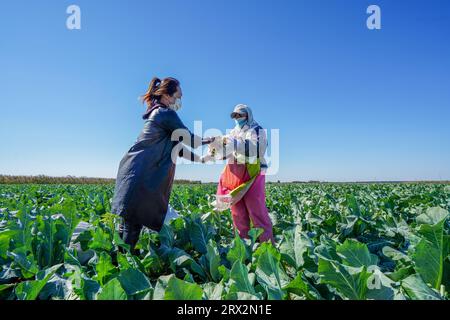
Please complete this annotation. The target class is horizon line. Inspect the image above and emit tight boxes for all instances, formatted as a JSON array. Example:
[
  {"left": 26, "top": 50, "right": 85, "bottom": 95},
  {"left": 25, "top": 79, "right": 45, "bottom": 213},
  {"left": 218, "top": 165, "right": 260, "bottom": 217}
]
[{"left": 1, "top": 174, "right": 449, "bottom": 184}]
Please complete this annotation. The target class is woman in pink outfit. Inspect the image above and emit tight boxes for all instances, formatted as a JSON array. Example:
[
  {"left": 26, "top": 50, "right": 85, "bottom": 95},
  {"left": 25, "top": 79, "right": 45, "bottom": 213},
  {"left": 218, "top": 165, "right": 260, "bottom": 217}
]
[{"left": 214, "top": 104, "right": 274, "bottom": 244}]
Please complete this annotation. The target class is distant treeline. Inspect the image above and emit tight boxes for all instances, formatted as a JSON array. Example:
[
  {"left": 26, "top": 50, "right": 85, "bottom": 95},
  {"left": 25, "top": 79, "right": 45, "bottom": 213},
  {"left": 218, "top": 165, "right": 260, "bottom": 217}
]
[{"left": 0, "top": 175, "right": 201, "bottom": 185}]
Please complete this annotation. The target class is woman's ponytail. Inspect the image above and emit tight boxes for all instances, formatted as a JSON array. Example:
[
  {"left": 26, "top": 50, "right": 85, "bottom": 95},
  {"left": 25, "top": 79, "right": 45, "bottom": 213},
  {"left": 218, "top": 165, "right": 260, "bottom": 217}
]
[{"left": 141, "top": 77, "right": 162, "bottom": 107}]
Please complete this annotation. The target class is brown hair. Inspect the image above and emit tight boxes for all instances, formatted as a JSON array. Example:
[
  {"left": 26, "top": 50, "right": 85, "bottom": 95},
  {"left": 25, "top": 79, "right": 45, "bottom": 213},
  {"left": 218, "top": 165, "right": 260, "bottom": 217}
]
[{"left": 141, "top": 77, "right": 180, "bottom": 108}]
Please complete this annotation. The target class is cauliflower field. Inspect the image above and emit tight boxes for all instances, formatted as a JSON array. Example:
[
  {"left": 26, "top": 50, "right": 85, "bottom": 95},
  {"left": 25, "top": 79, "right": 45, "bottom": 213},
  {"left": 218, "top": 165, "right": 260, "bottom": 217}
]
[{"left": 0, "top": 183, "right": 449, "bottom": 300}]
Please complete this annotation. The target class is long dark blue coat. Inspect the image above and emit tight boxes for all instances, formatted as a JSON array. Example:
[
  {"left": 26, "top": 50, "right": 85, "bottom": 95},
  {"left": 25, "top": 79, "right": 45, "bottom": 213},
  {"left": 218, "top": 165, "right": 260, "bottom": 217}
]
[{"left": 111, "top": 103, "right": 198, "bottom": 231}]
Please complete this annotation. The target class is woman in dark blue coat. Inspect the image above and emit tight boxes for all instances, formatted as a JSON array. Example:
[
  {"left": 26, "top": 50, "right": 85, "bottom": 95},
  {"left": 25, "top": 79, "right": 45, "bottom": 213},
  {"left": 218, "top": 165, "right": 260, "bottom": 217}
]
[{"left": 111, "top": 77, "right": 212, "bottom": 253}]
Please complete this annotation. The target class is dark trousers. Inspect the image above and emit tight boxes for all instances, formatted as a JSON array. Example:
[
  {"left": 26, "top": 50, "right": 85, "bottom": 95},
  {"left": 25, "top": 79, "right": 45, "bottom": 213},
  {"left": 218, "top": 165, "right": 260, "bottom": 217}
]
[{"left": 119, "top": 220, "right": 143, "bottom": 255}]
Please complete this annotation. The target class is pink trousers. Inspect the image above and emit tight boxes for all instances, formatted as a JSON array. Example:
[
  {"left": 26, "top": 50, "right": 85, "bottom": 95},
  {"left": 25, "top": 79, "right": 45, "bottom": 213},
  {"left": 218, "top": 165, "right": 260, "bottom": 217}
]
[{"left": 217, "top": 172, "right": 274, "bottom": 244}]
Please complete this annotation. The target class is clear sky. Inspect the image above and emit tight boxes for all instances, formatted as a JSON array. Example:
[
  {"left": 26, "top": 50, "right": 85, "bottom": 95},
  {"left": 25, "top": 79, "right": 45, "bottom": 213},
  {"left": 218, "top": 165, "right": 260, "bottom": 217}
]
[{"left": 1, "top": 0, "right": 449, "bottom": 182}]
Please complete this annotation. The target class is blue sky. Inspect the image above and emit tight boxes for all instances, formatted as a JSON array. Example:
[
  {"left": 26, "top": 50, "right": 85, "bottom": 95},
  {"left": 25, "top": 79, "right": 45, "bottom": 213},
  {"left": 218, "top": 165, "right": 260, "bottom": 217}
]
[{"left": 1, "top": 0, "right": 449, "bottom": 182}]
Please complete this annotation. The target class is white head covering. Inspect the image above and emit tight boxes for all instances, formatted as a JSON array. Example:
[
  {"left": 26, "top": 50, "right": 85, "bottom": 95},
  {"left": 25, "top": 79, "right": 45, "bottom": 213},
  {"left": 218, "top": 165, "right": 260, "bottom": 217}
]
[{"left": 230, "top": 104, "right": 259, "bottom": 130}]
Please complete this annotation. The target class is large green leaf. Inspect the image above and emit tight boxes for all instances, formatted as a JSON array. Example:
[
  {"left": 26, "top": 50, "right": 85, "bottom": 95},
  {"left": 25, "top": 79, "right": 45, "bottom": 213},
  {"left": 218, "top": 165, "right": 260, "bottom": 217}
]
[
  {"left": 248, "top": 228, "right": 264, "bottom": 246},
  {"left": 164, "top": 277, "right": 203, "bottom": 300},
  {"left": 153, "top": 274, "right": 174, "bottom": 300},
  {"left": 15, "top": 279, "right": 49, "bottom": 300},
  {"left": 116, "top": 251, "right": 145, "bottom": 273},
  {"left": 0, "top": 284, "right": 15, "bottom": 292},
  {"left": 168, "top": 247, "right": 206, "bottom": 279},
  {"left": 0, "top": 283, "right": 15, "bottom": 299},
  {"left": 401, "top": 274, "right": 442, "bottom": 300},
  {"left": 141, "top": 249, "right": 163, "bottom": 276},
  {"left": 285, "top": 273, "right": 322, "bottom": 300},
  {"left": 14, "top": 205, "right": 35, "bottom": 253},
  {"left": 33, "top": 215, "right": 69, "bottom": 268},
  {"left": 382, "top": 246, "right": 411, "bottom": 263},
  {"left": 15, "top": 264, "right": 62, "bottom": 300},
  {"left": 89, "top": 227, "right": 113, "bottom": 251},
  {"left": 413, "top": 207, "right": 449, "bottom": 290},
  {"left": 171, "top": 218, "right": 190, "bottom": 246},
  {"left": 202, "top": 282, "right": 224, "bottom": 300},
  {"left": 255, "top": 247, "right": 290, "bottom": 300},
  {"left": 385, "top": 266, "right": 415, "bottom": 282},
  {"left": 314, "top": 239, "right": 341, "bottom": 262},
  {"left": 0, "top": 264, "right": 22, "bottom": 285},
  {"left": 8, "top": 249, "right": 39, "bottom": 279},
  {"left": 80, "top": 276, "right": 101, "bottom": 300},
  {"left": 225, "top": 291, "right": 263, "bottom": 300},
  {"left": 0, "top": 230, "right": 16, "bottom": 259},
  {"left": 64, "top": 249, "right": 82, "bottom": 268},
  {"left": 416, "top": 207, "right": 449, "bottom": 225},
  {"left": 159, "top": 224, "right": 175, "bottom": 248},
  {"left": 39, "top": 274, "right": 75, "bottom": 300},
  {"left": 318, "top": 258, "right": 369, "bottom": 300},
  {"left": 95, "top": 251, "right": 117, "bottom": 285},
  {"left": 97, "top": 278, "right": 127, "bottom": 300},
  {"left": 206, "top": 240, "right": 221, "bottom": 282},
  {"left": 218, "top": 265, "right": 230, "bottom": 283},
  {"left": 346, "top": 194, "right": 361, "bottom": 217},
  {"left": 252, "top": 242, "right": 281, "bottom": 269},
  {"left": 117, "top": 268, "right": 152, "bottom": 296},
  {"left": 188, "top": 219, "right": 209, "bottom": 254},
  {"left": 279, "top": 225, "right": 313, "bottom": 269},
  {"left": 365, "top": 267, "right": 399, "bottom": 300},
  {"left": 49, "top": 198, "right": 81, "bottom": 246},
  {"left": 227, "top": 234, "right": 248, "bottom": 265},
  {"left": 228, "top": 261, "right": 255, "bottom": 295},
  {"left": 336, "top": 239, "right": 379, "bottom": 268}
]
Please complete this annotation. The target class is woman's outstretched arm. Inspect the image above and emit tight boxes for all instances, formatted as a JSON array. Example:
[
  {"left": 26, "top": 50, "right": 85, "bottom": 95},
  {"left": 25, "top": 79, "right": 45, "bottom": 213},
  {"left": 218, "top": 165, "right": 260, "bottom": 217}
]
[
  {"left": 176, "top": 145, "right": 215, "bottom": 163},
  {"left": 161, "top": 109, "right": 213, "bottom": 149}
]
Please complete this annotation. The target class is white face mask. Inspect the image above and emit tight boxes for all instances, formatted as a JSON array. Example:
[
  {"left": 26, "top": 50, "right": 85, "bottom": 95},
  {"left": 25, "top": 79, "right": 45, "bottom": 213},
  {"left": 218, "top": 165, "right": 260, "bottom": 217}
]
[{"left": 169, "top": 98, "right": 182, "bottom": 112}]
